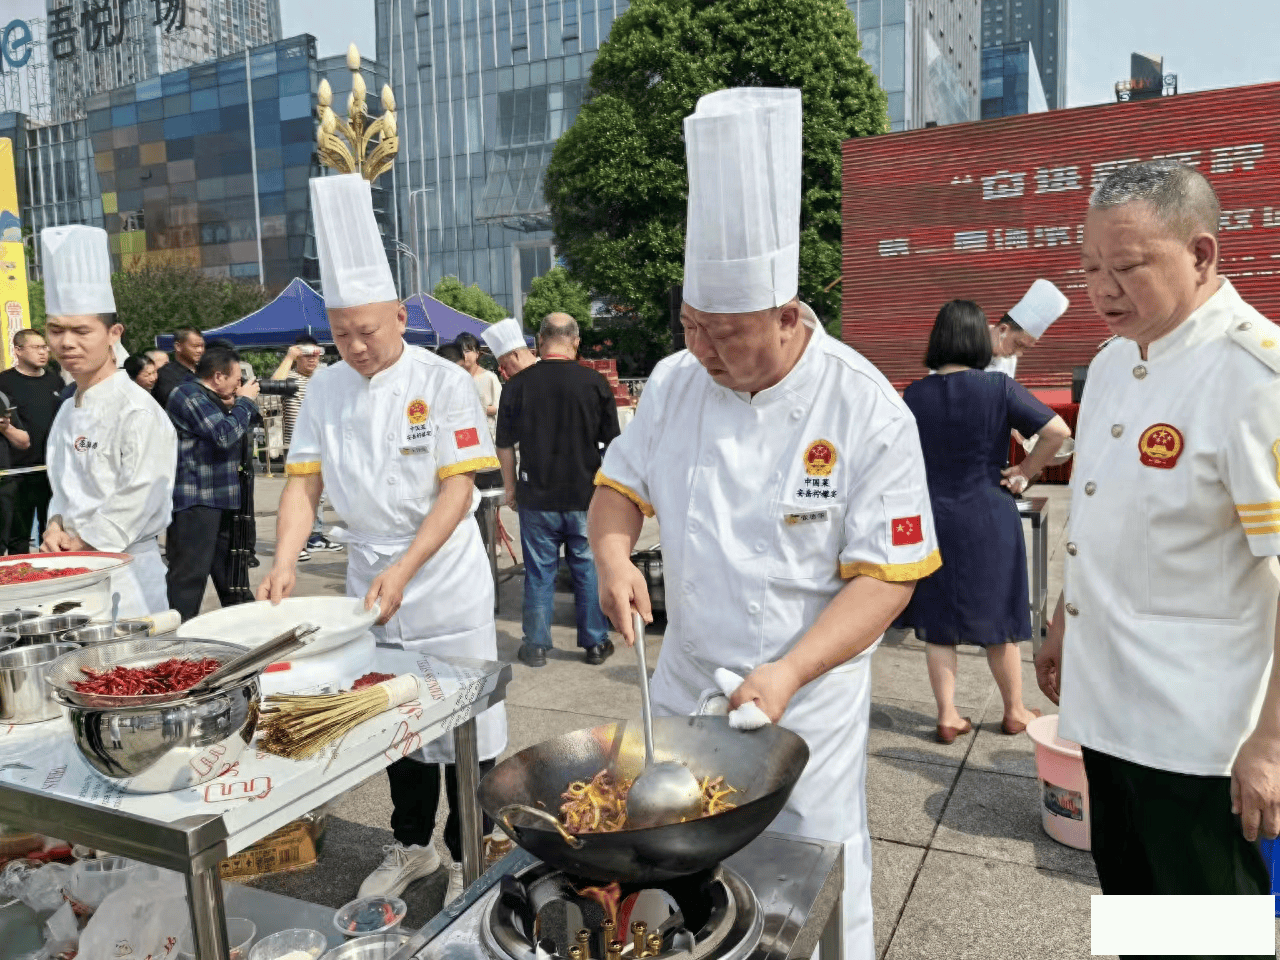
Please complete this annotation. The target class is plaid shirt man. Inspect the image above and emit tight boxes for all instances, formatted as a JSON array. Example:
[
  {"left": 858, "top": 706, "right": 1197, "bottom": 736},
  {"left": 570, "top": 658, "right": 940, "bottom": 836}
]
[{"left": 166, "top": 380, "right": 257, "bottom": 512}]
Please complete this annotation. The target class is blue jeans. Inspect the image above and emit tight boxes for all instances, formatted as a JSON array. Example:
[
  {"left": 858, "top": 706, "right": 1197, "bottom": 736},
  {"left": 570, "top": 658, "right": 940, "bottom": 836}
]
[{"left": 520, "top": 508, "right": 609, "bottom": 650}]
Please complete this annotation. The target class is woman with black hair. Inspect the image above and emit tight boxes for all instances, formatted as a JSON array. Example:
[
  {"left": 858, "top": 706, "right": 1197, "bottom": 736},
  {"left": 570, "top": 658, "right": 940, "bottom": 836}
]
[
  {"left": 123, "top": 353, "right": 159, "bottom": 393},
  {"left": 896, "top": 299, "right": 1072, "bottom": 743}
]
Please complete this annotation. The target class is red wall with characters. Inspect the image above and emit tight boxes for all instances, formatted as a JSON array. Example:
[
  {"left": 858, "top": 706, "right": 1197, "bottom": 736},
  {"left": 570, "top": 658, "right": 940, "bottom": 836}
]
[{"left": 840, "top": 82, "right": 1280, "bottom": 389}]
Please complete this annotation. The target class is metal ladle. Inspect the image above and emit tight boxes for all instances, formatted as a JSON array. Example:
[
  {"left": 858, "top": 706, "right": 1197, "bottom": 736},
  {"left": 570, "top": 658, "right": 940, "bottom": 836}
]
[{"left": 625, "top": 610, "right": 703, "bottom": 829}]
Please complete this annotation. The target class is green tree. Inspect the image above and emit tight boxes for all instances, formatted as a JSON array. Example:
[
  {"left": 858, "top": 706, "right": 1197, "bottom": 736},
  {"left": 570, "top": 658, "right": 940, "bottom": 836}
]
[
  {"left": 108, "top": 265, "right": 269, "bottom": 354},
  {"left": 432, "top": 276, "right": 508, "bottom": 324},
  {"left": 26, "top": 280, "right": 45, "bottom": 334},
  {"left": 544, "top": 0, "right": 885, "bottom": 347},
  {"left": 522, "top": 267, "right": 593, "bottom": 332}
]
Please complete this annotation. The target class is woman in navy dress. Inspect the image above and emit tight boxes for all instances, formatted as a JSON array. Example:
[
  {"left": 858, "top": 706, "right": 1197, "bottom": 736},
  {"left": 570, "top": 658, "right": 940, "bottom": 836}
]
[{"left": 896, "top": 301, "right": 1072, "bottom": 744}]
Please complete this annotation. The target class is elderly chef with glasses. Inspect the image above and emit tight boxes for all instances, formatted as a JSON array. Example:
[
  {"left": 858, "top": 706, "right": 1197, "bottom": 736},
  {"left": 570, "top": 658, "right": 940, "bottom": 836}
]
[
  {"left": 39, "top": 225, "right": 177, "bottom": 617},
  {"left": 258, "top": 173, "right": 507, "bottom": 903},
  {"left": 588, "top": 87, "right": 939, "bottom": 960}
]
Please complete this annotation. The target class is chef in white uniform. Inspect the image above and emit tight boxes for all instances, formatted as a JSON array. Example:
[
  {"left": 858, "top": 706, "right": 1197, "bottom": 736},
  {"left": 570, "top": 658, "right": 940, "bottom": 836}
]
[
  {"left": 986, "top": 278, "right": 1069, "bottom": 379},
  {"left": 257, "top": 173, "right": 507, "bottom": 901},
  {"left": 39, "top": 225, "right": 176, "bottom": 617},
  {"left": 1036, "top": 159, "right": 1280, "bottom": 903},
  {"left": 589, "top": 88, "right": 939, "bottom": 960},
  {"left": 481, "top": 318, "right": 536, "bottom": 380}
]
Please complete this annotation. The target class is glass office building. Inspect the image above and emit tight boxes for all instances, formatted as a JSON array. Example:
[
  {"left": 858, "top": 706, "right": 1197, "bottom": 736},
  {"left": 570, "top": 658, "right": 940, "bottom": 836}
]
[
  {"left": 13, "top": 35, "right": 389, "bottom": 294},
  {"left": 980, "top": 0, "right": 1066, "bottom": 110},
  {"left": 981, "top": 40, "right": 1048, "bottom": 118},
  {"left": 375, "top": 0, "right": 630, "bottom": 319}
]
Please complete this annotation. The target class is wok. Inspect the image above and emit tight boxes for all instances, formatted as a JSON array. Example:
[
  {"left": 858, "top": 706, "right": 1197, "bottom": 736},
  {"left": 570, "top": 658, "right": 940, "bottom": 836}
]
[{"left": 479, "top": 715, "right": 809, "bottom": 883}]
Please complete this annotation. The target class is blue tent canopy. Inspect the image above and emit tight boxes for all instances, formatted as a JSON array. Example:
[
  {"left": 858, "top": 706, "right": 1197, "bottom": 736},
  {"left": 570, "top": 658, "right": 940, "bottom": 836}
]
[{"left": 402, "top": 293, "right": 496, "bottom": 344}]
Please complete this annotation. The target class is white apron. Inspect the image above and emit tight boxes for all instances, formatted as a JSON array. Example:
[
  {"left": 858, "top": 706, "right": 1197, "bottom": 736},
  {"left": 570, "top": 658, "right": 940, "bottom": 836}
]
[
  {"left": 112, "top": 540, "right": 170, "bottom": 619},
  {"left": 653, "top": 662, "right": 873, "bottom": 959},
  {"left": 340, "top": 519, "right": 507, "bottom": 765}
]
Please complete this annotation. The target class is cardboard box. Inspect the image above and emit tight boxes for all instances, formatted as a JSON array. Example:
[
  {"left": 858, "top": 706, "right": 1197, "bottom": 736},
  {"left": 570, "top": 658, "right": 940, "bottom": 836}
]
[{"left": 218, "top": 819, "right": 319, "bottom": 880}]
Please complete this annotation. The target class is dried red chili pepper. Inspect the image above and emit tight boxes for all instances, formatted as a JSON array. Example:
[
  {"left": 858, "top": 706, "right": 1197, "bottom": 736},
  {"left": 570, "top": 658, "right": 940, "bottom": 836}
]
[
  {"left": 0, "top": 563, "right": 93, "bottom": 585},
  {"left": 72, "top": 657, "right": 222, "bottom": 696},
  {"left": 352, "top": 672, "right": 396, "bottom": 690}
]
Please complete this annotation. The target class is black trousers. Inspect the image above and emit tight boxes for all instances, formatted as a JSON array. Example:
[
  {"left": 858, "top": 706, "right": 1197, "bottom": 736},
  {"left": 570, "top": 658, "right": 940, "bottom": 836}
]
[
  {"left": 387, "top": 756, "right": 496, "bottom": 860},
  {"left": 165, "top": 506, "right": 238, "bottom": 621},
  {"left": 1082, "top": 747, "right": 1272, "bottom": 960},
  {"left": 5, "top": 473, "right": 49, "bottom": 554}
]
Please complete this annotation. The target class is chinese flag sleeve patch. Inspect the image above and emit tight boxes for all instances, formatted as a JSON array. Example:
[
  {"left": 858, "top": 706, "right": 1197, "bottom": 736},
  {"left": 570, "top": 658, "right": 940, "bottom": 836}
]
[
  {"left": 454, "top": 427, "right": 481, "bottom": 449},
  {"left": 891, "top": 515, "right": 924, "bottom": 546}
]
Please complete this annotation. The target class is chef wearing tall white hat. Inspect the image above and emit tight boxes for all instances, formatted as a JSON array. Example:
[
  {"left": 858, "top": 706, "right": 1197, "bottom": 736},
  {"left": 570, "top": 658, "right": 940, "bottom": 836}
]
[
  {"left": 257, "top": 173, "right": 506, "bottom": 902},
  {"left": 481, "top": 317, "right": 535, "bottom": 379},
  {"left": 39, "top": 225, "right": 177, "bottom": 617},
  {"left": 589, "top": 88, "right": 939, "bottom": 959},
  {"left": 987, "top": 278, "right": 1070, "bottom": 379}
]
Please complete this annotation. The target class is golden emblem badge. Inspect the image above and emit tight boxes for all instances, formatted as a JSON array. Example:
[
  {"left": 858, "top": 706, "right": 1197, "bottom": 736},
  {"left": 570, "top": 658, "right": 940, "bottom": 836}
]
[
  {"left": 407, "top": 399, "right": 429, "bottom": 424},
  {"left": 1137, "top": 423, "right": 1184, "bottom": 470},
  {"left": 804, "top": 440, "right": 838, "bottom": 477}
]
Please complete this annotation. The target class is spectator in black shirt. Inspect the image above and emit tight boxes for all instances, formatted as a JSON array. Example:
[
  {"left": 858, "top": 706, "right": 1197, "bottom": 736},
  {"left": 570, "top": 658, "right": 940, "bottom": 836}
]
[
  {"left": 153, "top": 327, "right": 204, "bottom": 407},
  {"left": 0, "top": 331, "right": 58, "bottom": 553},
  {"left": 496, "top": 313, "right": 620, "bottom": 667}
]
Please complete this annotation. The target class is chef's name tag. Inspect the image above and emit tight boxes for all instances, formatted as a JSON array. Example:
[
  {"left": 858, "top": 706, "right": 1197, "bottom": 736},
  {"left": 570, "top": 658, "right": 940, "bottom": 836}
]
[{"left": 784, "top": 509, "right": 829, "bottom": 526}]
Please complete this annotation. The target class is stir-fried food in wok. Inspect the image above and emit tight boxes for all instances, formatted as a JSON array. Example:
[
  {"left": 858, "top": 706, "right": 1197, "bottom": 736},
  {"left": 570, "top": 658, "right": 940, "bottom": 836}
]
[{"left": 559, "top": 769, "right": 739, "bottom": 833}]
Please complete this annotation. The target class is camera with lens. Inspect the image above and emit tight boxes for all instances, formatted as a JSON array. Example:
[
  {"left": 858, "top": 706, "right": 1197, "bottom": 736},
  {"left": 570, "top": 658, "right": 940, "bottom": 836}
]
[{"left": 255, "top": 378, "right": 300, "bottom": 397}]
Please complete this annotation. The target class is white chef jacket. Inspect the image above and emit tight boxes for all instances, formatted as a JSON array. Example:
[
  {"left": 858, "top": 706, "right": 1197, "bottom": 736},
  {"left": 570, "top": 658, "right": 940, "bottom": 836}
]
[
  {"left": 1060, "top": 279, "right": 1280, "bottom": 776},
  {"left": 597, "top": 321, "right": 938, "bottom": 960},
  {"left": 286, "top": 343, "right": 507, "bottom": 762},
  {"left": 47, "top": 370, "right": 176, "bottom": 616},
  {"left": 986, "top": 353, "right": 1018, "bottom": 378}
]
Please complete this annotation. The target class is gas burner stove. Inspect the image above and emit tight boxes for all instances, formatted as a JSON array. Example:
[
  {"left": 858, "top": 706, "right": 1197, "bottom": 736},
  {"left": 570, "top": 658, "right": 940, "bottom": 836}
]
[
  {"left": 403, "top": 832, "right": 844, "bottom": 960},
  {"left": 482, "top": 860, "right": 763, "bottom": 960}
]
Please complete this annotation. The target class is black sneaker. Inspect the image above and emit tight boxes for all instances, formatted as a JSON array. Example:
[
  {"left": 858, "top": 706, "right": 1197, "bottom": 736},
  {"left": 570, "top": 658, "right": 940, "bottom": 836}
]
[
  {"left": 517, "top": 643, "right": 547, "bottom": 668},
  {"left": 584, "top": 639, "right": 615, "bottom": 665}
]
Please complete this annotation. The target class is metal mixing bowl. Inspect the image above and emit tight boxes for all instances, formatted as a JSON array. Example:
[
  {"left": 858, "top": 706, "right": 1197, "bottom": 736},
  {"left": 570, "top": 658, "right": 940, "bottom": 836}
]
[
  {"left": 0, "top": 642, "right": 79, "bottom": 722},
  {"left": 319, "top": 933, "right": 411, "bottom": 960},
  {"left": 59, "top": 621, "right": 155, "bottom": 646},
  {"left": 52, "top": 678, "right": 260, "bottom": 793},
  {"left": 17, "top": 614, "right": 92, "bottom": 646},
  {"left": 0, "top": 610, "right": 40, "bottom": 629}
]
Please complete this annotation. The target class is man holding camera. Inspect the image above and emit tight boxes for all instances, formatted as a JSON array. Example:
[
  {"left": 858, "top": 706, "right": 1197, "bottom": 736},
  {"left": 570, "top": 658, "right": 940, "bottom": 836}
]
[
  {"left": 271, "top": 334, "right": 340, "bottom": 559},
  {"left": 165, "top": 343, "right": 261, "bottom": 620}
]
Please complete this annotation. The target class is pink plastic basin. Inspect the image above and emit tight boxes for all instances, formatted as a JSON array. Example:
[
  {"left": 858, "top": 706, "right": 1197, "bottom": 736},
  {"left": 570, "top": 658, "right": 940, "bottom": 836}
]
[{"left": 1026, "top": 714, "right": 1091, "bottom": 851}]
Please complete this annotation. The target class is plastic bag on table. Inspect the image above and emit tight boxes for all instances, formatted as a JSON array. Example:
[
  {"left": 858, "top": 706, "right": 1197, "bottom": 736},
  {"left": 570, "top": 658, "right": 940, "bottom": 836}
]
[
  {"left": 78, "top": 878, "right": 189, "bottom": 960},
  {"left": 0, "top": 859, "right": 71, "bottom": 912},
  {"left": 43, "top": 902, "right": 78, "bottom": 958}
]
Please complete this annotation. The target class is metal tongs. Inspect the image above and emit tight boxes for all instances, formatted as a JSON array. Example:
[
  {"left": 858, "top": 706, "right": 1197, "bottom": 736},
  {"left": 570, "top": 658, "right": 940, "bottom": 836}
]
[{"left": 185, "top": 622, "right": 320, "bottom": 695}]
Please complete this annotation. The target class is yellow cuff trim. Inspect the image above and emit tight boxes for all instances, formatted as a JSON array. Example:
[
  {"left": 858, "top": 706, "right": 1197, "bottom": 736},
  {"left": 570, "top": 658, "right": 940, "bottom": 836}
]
[
  {"left": 594, "top": 471, "right": 655, "bottom": 518},
  {"left": 438, "top": 456, "right": 500, "bottom": 480},
  {"left": 1244, "top": 523, "right": 1280, "bottom": 536},
  {"left": 1237, "top": 501, "right": 1280, "bottom": 513},
  {"left": 285, "top": 461, "right": 322, "bottom": 477},
  {"left": 840, "top": 549, "right": 942, "bottom": 582}
]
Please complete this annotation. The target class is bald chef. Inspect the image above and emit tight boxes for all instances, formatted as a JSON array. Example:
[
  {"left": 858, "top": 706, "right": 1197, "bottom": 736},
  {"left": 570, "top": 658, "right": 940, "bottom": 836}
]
[
  {"left": 257, "top": 174, "right": 507, "bottom": 900},
  {"left": 589, "top": 88, "right": 939, "bottom": 959},
  {"left": 40, "top": 225, "right": 177, "bottom": 617}
]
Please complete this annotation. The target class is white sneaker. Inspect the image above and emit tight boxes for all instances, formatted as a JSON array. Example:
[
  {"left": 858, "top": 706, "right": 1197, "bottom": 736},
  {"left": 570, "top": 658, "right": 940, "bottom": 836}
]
[
  {"left": 358, "top": 842, "right": 441, "bottom": 898},
  {"left": 444, "top": 862, "right": 465, "bottom": 905}
]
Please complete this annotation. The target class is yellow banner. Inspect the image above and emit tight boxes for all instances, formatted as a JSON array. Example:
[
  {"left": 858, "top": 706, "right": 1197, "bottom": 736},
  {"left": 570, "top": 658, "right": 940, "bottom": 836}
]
[{"left": 0, "top": 139, "right": 29, "bottom": 370}]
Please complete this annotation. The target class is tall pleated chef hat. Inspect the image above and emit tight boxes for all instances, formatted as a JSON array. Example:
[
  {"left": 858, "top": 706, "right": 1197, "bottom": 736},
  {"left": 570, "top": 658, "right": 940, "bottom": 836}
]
[
  {"left": 310, "top": 173, "right": 398, "bottom": 309},
  {"left": 482, "top": 317, "right": 527, "bottom": 359},
  {"left": 682, "top": 87, "right": 802, "bottom": 314},
  {"left": 41, "top": 225, "right": 116, "bottom": 316},
  {"left": 1008, "top": 279, "right": 1069, "bottom": 339}
]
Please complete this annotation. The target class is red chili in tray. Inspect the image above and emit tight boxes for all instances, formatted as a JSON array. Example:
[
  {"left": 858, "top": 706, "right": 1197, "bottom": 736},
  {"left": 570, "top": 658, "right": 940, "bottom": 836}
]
[
  {"left": 72, "top": 657, "right": 222, "bottom": 696},
  {"left": 0, "top": 562, "right": 93, "bottom": 585}
]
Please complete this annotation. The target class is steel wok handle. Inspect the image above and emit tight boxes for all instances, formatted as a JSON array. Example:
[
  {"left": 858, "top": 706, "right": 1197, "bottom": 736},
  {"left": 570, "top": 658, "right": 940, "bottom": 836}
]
[
  {"left": 634, "top": 610, "right": 654, "bottom": 767},
  {"left": 499, "top": 803, "right": 585, "bottom": 849}
]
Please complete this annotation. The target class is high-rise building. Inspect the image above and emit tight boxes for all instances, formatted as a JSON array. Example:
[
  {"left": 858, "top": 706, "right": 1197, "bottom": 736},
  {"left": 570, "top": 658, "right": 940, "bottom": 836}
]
[
  {"left": 981, "top": 40, "right": 1047, "bottom": 118},
  {"left": 375, "top": 0, "right": 630, "bottom": 319},
  {"left": 849, "top": 0, "right": 981, "bottom": 132},
  {"left": 48, "top": 0, "right": 282, "bottom": 122},
  {"left": 980, "top": 0, "right": 1066, "bottom": 109},
  {"left": 8, "top": 35, "right": 382, "bottom": 293}
]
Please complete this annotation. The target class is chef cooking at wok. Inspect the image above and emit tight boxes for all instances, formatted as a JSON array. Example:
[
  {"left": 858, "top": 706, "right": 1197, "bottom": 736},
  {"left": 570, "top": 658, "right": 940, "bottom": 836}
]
[
  {"left": 39, "top": 225, "right": 178, "bottom": 617},
  {"left": 589, "top": 88, "right": 939, "bottom": 960},
  {"left": 257, "top": 172, "right": 508, "bottom": 902}
]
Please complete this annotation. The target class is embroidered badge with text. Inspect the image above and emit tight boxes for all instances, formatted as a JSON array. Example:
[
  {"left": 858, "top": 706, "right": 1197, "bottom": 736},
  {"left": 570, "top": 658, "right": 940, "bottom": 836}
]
[{"left": 1138, "top": 423, "right": 1183, "bottom": 470}]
